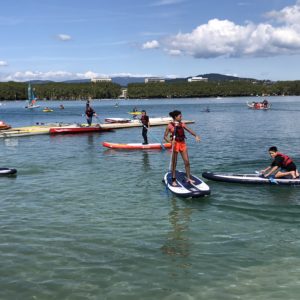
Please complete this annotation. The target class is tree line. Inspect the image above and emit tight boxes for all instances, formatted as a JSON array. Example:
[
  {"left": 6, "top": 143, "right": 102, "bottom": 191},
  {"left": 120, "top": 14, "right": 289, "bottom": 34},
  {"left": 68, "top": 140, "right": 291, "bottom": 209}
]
[
  {"left": 1, "top": 80, "right": 300, "bottom": 100},
  {"left": 0, "top": 82, "right": 121, "bottom": 100},
  {"left": 127, "top": 80, "right": 300, "bottom": 98}
]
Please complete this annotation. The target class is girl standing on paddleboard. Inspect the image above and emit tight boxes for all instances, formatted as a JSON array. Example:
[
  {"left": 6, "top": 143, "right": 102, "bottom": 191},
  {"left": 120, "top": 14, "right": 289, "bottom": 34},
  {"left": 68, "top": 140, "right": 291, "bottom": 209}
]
[{"left": 164, "top": 110, "right": 200, "bottom": 186}]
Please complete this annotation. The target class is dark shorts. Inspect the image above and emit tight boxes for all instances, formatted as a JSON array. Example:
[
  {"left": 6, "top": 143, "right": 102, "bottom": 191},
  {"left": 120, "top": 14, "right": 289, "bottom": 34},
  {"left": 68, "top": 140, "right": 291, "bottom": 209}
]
[{"left": 282, "top": 162, "right": 297, "bottom": 172}]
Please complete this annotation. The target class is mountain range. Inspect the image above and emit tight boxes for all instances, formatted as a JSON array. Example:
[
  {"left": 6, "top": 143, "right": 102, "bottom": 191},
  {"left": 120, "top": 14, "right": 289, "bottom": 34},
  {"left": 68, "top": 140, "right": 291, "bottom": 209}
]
[{"left": 28, "top": 73, "right": 261, "bottom": 86}]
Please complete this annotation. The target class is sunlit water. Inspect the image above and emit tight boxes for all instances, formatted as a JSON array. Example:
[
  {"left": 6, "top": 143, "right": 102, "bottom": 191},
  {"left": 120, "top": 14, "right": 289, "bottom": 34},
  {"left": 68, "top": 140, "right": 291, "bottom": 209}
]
[{"left": 1, "top": 97, "right": 300, "bottom": 299}]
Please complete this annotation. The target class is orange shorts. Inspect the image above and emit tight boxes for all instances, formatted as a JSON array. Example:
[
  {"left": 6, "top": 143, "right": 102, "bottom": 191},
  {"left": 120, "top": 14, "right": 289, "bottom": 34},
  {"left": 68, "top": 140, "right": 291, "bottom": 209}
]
[{"left": 174, "top": 141, "right": 187, "bottom": 152}]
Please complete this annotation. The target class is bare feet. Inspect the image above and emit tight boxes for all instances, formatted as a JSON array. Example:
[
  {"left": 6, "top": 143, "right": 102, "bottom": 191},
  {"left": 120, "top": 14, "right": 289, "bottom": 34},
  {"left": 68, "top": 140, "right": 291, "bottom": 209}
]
[{"left": 186, "top": 178, "right": 195, "bottom": 184}]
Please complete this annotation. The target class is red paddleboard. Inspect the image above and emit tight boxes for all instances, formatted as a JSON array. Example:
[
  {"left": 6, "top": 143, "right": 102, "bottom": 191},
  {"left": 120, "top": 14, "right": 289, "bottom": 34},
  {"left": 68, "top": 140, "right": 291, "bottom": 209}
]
[{"left": 50, "top": 127, "right": 113, "bottom": 134}]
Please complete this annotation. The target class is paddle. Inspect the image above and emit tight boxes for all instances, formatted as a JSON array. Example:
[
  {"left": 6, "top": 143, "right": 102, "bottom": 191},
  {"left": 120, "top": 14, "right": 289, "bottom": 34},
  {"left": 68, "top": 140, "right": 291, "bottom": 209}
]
[{"left": 142, "top": 124, "right": 166, "bottom": 150}]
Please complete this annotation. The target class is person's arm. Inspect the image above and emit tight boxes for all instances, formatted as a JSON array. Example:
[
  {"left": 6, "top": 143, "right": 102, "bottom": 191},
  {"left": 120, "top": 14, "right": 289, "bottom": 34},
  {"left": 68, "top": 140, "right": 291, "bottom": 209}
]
[
  {"left": 164, "top": 126, "right": 171, "bottom": 143},
  {"left": 264, "top": 166, "right": 279, "bottom": 177},
  {"left": 261, "top": 166, "right": 271, "bottom": 174},
  {"left": 184, "top": 125, "right": 200, "bottom": 142}
]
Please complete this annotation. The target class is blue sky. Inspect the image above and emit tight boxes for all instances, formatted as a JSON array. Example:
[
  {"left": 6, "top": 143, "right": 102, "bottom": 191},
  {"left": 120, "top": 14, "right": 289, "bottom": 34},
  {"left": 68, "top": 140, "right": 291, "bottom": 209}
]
[{"left": 0, "top": 0, "right": 300, "bottom": 81}]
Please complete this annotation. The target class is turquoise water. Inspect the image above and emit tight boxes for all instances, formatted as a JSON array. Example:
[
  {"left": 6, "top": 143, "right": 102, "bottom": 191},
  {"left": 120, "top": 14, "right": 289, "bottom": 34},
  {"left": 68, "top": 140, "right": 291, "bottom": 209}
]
[{"left": 0, "top": 97, "right": 300, "bottom": 299}]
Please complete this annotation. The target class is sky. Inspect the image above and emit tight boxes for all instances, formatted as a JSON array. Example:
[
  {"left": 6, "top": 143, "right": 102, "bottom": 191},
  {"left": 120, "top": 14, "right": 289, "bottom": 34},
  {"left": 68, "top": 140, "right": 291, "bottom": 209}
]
[{"left": 1, "top": 0, "right": 300, "bottom": 81}]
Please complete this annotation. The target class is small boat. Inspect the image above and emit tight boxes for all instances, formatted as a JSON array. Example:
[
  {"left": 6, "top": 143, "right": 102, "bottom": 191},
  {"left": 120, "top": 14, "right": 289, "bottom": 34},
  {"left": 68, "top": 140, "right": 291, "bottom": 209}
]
[
  {"left": 0, "top": 121, "right": 11, "bottom": 130},
  {"left": 128, "top": 111, "right": 142, "bottom": 115},
  {"left": 247, "top": 100, "right": 271, "bottom": 110},
  {"left": 25, "top": 83, "right": 40, "bottom": 109},
  {"left": 59, "top": 105, "right": 64, "bottom": 109},
  {"left": 105, "top": 118, "right": 132, "bottom": 124},
  {"left": 43, "top": 108, "right": 53, "bottom": 112},
  {"left": 102, "top": 142, "right": 171, "bottom": 150},
  {"left": 202, "top": 171, "right": 300, "bottom": 185},
  {"left": 163, "top": 170, "right": 211, "bottom": 198},
  {"left": 0, "top": 168, "right": 17, "bottom": 176},
  {"left": 50, "top": 126, "right": 113, "bottom": 134}
]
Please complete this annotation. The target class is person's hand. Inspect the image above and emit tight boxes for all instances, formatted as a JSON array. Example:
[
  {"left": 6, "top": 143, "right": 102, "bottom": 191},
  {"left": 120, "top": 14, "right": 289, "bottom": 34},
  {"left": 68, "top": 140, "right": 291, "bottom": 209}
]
[{"left": 195, "top": 135, "right": 201, "bottom": 142}]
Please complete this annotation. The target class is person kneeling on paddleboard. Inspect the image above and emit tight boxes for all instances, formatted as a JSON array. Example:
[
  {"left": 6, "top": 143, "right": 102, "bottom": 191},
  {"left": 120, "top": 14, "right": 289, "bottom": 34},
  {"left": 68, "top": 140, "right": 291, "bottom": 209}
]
[
  {"left": 164, "top": 110, "right": 200, "bottom": 186},
  {"left": 261, "top": 146, "right": 299, "bottom": 179}
]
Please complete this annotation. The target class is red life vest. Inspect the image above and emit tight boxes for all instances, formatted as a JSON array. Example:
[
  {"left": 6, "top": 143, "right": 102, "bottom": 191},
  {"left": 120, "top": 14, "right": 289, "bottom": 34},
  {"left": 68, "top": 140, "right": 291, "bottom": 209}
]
[
  {"left": 277, "top": 152, "right": 293, "bottom": 167},
  {"left": 170, "top": 122, "right": 186, "bottom": 142}
]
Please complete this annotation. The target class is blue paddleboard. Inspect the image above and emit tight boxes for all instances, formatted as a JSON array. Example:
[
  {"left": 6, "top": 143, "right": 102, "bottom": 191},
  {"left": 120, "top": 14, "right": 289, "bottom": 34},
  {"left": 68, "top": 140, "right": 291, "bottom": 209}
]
[{"left": 163, "top": 170, "right": 210, "bottom": 198}]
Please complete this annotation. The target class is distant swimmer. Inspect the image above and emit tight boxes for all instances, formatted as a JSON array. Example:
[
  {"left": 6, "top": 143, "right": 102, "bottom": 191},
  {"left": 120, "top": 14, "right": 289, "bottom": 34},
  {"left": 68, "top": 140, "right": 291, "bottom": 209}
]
[
  {"left": 261, "top": 146, "right": 299, "bottom": 179},
  {"left": 164, "top": 110, "right": 200, "bottom": 186}
]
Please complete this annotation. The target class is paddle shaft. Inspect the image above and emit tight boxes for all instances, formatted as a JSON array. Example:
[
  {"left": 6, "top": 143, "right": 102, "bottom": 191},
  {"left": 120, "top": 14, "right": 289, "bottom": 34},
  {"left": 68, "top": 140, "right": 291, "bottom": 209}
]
[{"left": 142, "top": 125, "right": 165, "bottom": 150}]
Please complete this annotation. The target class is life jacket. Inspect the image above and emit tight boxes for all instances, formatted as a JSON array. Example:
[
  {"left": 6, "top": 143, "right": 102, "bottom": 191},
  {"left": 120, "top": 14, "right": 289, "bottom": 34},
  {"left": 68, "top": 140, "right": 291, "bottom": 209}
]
[
  {"left": 86, "top": 107, "right": 94, "bottom": 117},
  {"left": 170, "top": 122, "right": 186, "bottom": 142},
  {"left": 277, "top": 152, "right": 293, "bottom": 167},
  {"left": 141, "top": 115, "right": 149, "bottom": 126}
]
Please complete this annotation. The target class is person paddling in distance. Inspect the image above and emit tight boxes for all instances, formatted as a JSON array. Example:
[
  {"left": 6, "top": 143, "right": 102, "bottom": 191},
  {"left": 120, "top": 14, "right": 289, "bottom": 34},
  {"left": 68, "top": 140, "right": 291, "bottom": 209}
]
[
  {"left": 140, "top": 110, "right": 150, "bottom": 144},
  {"left": 261, "top": 146, "right": 299, "bottom": 179},
  {"left": 85, "top": 102, "right": 97, "bottom": 127},
  {"left": 164, "top": 110, "right": 201, "bottom": 186}
]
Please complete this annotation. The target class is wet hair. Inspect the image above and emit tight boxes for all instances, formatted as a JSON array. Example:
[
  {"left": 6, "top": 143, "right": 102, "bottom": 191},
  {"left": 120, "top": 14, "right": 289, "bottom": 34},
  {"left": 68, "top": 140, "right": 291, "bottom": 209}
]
[
  {"left": 269, "top": 146, "right": 278, "bottom": 152},
  {"left": 141, "top": 110, "right": 146, "bottom": 113},
  {"left": 169, "top": 110, "right": 181, "bottom": 120}
]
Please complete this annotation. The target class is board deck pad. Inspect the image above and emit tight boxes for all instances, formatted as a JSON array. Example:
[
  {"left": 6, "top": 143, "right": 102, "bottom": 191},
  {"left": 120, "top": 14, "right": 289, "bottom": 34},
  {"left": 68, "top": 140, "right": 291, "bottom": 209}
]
[{"left": 164, "top": 170, "right": 210, "bottom": 198}]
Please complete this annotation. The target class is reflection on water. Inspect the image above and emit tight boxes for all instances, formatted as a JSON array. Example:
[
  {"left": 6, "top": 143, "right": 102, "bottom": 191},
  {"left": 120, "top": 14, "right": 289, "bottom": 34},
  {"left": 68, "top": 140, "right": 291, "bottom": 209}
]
[
  {"left": 161, "top": 199, "right": 192, "bottom": 259},
  {"left": 142, "top": 152, "right": 151, "bottom": 171},
  {"left": 4, "top": 138, "right": 18, "bottom": 147}
]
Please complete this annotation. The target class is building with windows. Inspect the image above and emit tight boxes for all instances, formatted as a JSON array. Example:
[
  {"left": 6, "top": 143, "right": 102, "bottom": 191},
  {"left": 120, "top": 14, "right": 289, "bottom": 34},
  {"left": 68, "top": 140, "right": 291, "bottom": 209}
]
[
  {"left": 119, "top": 88, "right": 128, "bottom": 99},
  {"left": 91, "top": 77, "right": 112, "bottom": 83},
  {"left": 144, "top": 77, "right": 165, "bottom": 83},
  {"left": 187, "top": 76, "right": 208, "bottom": 82}
]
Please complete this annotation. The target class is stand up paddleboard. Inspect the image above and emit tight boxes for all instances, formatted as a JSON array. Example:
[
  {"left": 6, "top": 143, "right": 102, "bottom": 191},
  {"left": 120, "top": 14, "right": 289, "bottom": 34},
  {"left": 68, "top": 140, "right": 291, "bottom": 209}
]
[
  {"left": 163, "top": 170, "right": 210, "bottom": 198},
  {"left": 102, "top": 142, "right": 171, "bottom": 150},
  {"left": 202, "top": 171, "right": 300, "bottom": 186},
  {"left": 0, "top": 168, "right": 17, "bottom": 176}
]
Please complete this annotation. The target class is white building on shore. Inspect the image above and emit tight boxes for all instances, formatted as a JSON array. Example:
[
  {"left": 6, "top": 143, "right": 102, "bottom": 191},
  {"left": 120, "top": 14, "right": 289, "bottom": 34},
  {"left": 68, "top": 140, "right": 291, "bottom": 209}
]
[
  {"left": 91, "top": 77, "right": 112, "bottom": 83},
  {"left": 145, "top": 77, "right": 165, "bottom": 83},
  {"left": 187, "top": 76, "right": 208, "bottom": 82}
]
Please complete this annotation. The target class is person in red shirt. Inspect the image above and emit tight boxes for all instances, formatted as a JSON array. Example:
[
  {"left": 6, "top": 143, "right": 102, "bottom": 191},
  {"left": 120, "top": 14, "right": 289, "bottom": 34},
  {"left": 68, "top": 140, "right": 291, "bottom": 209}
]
[{"left": 164, "top": 110, "right": 200, "bottom": 186}]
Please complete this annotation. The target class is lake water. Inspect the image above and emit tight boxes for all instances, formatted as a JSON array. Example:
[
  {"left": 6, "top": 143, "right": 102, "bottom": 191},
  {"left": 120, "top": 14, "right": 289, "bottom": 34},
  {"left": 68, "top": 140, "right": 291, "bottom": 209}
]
[{"left": 0, "top": 97, "right": 300, "bottom": 299}]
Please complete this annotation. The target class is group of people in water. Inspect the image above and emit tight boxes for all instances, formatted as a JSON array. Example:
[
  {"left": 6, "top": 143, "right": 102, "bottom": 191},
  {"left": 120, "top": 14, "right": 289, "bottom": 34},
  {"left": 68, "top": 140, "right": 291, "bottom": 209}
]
[
  {"left": 250, "top": 99, "right": 269, "bottom": 109},
  {"left": 145, "top": 109, "right": 299, "bottom": 186},
  {"left": 83, "top": 100, "right": 299, "bottom": 185}
]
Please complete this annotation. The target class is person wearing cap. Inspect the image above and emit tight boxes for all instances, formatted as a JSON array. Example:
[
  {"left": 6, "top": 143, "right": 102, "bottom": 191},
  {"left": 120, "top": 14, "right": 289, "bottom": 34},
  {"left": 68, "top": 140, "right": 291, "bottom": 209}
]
[{"left": 140, "top": 110, "right": 150, "bottom": 144}]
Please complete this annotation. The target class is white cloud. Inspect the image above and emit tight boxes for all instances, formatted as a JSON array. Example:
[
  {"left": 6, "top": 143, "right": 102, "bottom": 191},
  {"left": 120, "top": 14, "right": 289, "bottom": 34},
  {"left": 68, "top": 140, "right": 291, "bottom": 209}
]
[
  {"left": 0, "top": 61, "right": 8, "bottom": 66},
  {"left": 57, "top": 34, "right": 72, "bottom": 41},
  {"left": 265, "top": 0, "right": 300, "bottom": 25},
  {"left": 1, "top": 70, "right": 99, "bottom": 82},
  {"left": 142, "top": 40, "right": 160, "bottom": 49},
  {"left": 144, "top": 1, "right": 300, "bottom": 58},
  {"left": 167, "top": 49, "right": 182, "bottom": 56},
  {"left": 151, "top": 0, "right": 187, "bottom": 6},
  {"left": 0, "top": 70, "right": 159, "bottom": 82}
]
